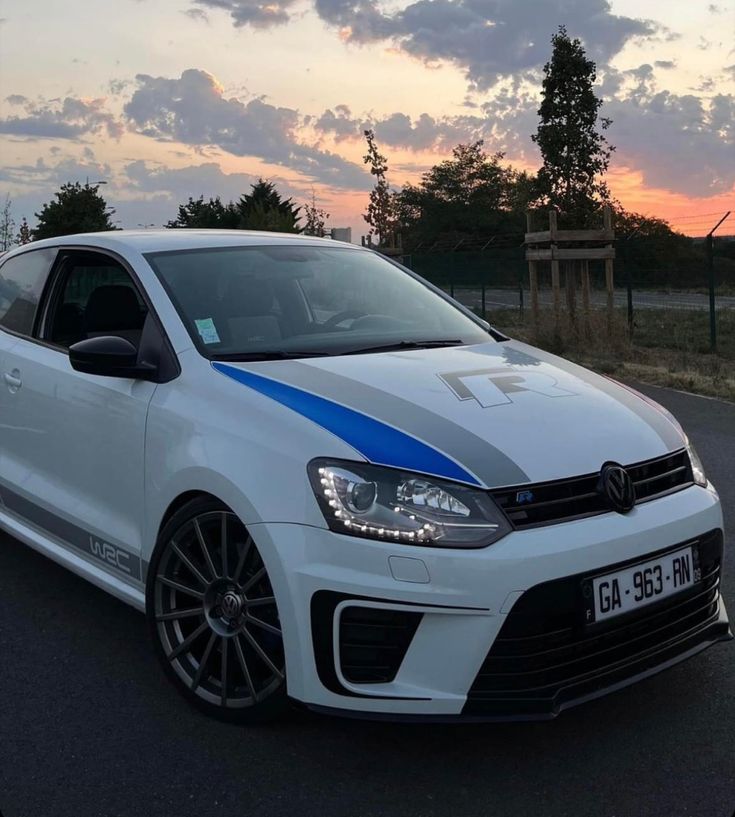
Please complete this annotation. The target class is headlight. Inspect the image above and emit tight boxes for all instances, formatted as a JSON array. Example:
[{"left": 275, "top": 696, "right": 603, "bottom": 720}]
[
  {"left": 308, "top": 459, "right": 511, "bottom": 548},
  {"left": 687, "top": 443, "right": 707, "bottom": 487}
]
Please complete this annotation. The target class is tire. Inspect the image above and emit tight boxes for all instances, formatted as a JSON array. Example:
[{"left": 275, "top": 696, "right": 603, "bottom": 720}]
[{"left": 146, "top": 496, "right": 288, "bottom": 724}]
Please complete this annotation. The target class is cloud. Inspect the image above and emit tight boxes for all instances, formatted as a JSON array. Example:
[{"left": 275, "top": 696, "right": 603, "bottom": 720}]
[
  {"left": 606, "top": 89, "right": 735, "bottom": 196},
  {"left": 191, "top": 0, "right": 297, "bottom": 28},
  {"left": 196, "top": 0, "right": 656, "bottom": 89},
  {"left": 183, "top": 7, "right": 209, "bottom": 21},
  {"left": 123, "top": 159, "right": 257, "bottom": 201},
  {"left": 0, "top": 153, "right": 113, "bottom": 193},
  {"left": 446, "top": 68, "right": 735, "bottom": 199},
  {"left": 315, "top": 106, "right": 487, "bottom": 151},
  {"left": 0, "top": 150, "right": 310, "bottom": 230},
  {"left": 374, "top": 113, "right": 455, "bottom": 150},
  {"left": 654, "top": 60, "right": 676, "bottom": 69},
  {"left": 312, "top": 0, "right": 656, "bottom": 88},
  {"left": 314, "top": 104, "right": 361, "bottom": 142},
  {"left": 0, "top": 96, "right": 123, "bottom": 140},
  {"left": 124, "top": 69, "right": 369, "bottom": 189}
]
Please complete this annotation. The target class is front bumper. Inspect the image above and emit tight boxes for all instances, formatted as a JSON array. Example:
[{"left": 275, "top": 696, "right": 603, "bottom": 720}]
[{"left": 250, "top": 484, "right": 731, "bottom": 719}]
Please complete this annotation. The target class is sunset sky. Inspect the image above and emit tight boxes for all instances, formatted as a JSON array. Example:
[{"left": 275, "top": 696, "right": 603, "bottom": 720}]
[{"left": 0, "top": 0, "right": 733, "bottom": 239}]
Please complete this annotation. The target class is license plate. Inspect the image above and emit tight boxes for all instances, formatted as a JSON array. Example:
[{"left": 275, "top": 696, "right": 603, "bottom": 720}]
[{"left": 585, "top": 546, "right": 697, "bottom": 623}]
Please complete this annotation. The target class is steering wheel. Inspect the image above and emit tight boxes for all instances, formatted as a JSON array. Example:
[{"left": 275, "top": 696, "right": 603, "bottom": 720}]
[{"left": 322, "top": 310, "right": 367, "bottom": 329}]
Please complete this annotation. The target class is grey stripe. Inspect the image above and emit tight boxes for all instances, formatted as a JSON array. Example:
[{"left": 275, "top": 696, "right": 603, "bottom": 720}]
[
  {"left": 509, "top": 342, "right": 685, "bottom": 450},
  {"left": 0, "top": 482, "right": 143, "bottom": 582},
  {"left": 248, "top": 360, "right": 529, "bottom": 487}
]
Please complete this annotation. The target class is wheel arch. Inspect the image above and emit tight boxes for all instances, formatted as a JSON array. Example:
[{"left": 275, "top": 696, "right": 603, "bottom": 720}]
[
  {"left": 157, "top": 490, "right": 221, "bottom": 539},
  {"left": 146, "top": 467, "right": 264, "bottom": 562}
]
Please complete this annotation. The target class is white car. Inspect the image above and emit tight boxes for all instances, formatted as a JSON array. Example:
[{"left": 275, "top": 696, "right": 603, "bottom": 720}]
[{"left": 0, "top": 230, "right": 729, "bottom": 723}]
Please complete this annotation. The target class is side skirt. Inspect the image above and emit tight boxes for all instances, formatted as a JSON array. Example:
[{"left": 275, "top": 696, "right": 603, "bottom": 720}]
[{"left": 0, "top": 507, "right": 146, "bottom": 612}]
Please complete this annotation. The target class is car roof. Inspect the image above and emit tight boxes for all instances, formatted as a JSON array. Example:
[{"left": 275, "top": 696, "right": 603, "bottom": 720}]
[{"left": 7, "top": 230, "right": 360, "bottom": 256}]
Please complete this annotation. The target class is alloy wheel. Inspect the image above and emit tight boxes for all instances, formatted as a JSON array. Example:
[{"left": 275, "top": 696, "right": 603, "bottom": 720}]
[{"left": 153, "top": 510, "right": 285, "bottom": 710}]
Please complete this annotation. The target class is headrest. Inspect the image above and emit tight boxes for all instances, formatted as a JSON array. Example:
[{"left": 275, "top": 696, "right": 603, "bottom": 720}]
[{"left": 84, "top": 285, "right": 143, "bottom": 332}]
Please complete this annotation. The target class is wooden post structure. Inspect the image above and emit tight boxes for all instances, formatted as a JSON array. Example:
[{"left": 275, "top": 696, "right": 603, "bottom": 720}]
[
  {"left": 548, "top": 209, "right": 561, "bottom": 331},
  {"left": 526, "top": 212, "right": 539, "bottom": 329},
  {"left": 525, "top": 207, "right": 616, "bottom": 340},
  {"left": 565, "top": 261, "right": 577, "bottom": 330},
  {"left": 603, "top": 206, "right": 614, "bottom": 330},
  {"left": 580, "top": 259, "right": 591, "bottom": 339}
]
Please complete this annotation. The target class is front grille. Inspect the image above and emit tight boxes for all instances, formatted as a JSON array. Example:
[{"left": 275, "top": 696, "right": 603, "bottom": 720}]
[
  {"left": 492, "top": 449, "right": 693, "bottom": 529},
  {"left": 464, "top": 529, "right": 727, "bottom": 718},
  {"left": 339, "top": 606, "right": 422, "bottom": 684}
]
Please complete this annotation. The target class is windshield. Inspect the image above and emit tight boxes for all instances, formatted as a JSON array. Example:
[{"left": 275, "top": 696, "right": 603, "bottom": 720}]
[{"left": 146, "top": 244, "right": 492, "bottom": 360}]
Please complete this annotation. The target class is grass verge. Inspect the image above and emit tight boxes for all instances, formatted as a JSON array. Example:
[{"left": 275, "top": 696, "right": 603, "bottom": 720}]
[{"left": 489, "top": 307, "right": 735, "bottom": 403}]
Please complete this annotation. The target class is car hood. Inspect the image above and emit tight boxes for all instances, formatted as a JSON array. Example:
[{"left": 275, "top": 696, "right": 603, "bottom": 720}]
[{"left": 213, "top": 340, "right": 685, "bottom": 488}]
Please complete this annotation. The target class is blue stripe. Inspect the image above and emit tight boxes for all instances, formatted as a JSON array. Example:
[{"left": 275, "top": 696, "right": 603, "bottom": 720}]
[{"left": 213, "top": 362, "right": 480, "bottom": 485}]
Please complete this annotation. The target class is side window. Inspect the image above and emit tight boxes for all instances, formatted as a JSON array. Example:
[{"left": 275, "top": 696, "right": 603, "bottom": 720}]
[
  {"left": 0, "top": 249, "right": 56, "bottom": 336},
  {"left": 46, "top": 252, "right": 148, "bottom": 349}
]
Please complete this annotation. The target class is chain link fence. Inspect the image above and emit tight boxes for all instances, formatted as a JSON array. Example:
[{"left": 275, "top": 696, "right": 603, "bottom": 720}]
[{"left": 401, "top": 242, "right": 735, "bottom": 362}]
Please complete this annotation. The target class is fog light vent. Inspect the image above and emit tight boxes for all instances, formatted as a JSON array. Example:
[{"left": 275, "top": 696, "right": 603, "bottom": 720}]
[{"left": 339, "top": 606, "right": 422, "bottom": 684}]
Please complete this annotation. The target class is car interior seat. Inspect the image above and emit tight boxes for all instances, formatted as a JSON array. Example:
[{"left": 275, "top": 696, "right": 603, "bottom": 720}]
[
  {"left": 83, "top": 285, "right": 146, "bottom": 345},
  {"left": 223, "top": 276, "right": 282, "bottom": 346}
]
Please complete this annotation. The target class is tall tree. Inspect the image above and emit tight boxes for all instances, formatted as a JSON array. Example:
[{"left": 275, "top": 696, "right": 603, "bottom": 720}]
[
  {"left": 398, "top": 141, "right": 533, "bottom": 243},
  {"left": 237, "top": 180, "right": 301, "bottom": 232},
  {"left": 532, "top": 26, "right": 614, "bottom": 224},
  {"left": 15, "top": 217, "right": 32, "bottom": 246},
  {"left": 166, "top": 196, "right": 240, "bottom": 228},
  {"left": 34, "top": 182, "right": 117, "bottom": 239},
  {"left": 362, "top": 129, "right": 398, "bottom": 247},
  {"left": 0, "top": 194, "right": 15, "bottom": 251},
  {"left": 303, "top": 190, "right": 330, "bottom": 237}
]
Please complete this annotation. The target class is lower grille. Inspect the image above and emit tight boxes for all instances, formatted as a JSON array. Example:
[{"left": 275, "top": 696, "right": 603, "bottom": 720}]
[
  {"left": 311, "top": 591, "right": 423, "bottom": 696},
  {"left": 464, "top": 529, "right": 728, "bottom": 718},
  {"left": 339, "top": 606, "right": 422, "bottom": 684}
]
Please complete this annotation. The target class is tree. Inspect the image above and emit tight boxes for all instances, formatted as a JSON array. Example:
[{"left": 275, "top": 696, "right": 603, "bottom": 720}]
[
  {"left": 15, "top": 217, "right": 32, "bottom": 246},
  {"left": 237, "top": 180, "right": 301, "bottom": 232},
  {"left": 0, "top": 194, "right": 15, "bottom": 251},
  {"left": 397, "top": 141, "right": 535, "bottom": 245},
  {"left": 34, "top": 182, "right": 117, "bottom": 239},
  {"left": 532, "top": 26, "right": 614, "bottom": 224},
  {"left": 166, "top": 196, "right": 239, "bottom": 229},
  {"left": 167, "top": 181, "right": 300, "bottom": 232},
  {"left": 303, "top": 190, "right": 329, "bottom": 237},
  {"left": 362, "top": 129, "right": 399, "bottom": 247},
  {"left": 613, "top": 206, "right": 706, "bottom": 286}
]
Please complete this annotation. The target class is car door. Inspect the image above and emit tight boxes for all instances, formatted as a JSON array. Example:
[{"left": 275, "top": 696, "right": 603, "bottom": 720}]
[
  {"left": 0, "top": 247, "right": 58, "bottom": 502},
  {"left": 1, "top": 248, "right": 158, "bottom": 587}
]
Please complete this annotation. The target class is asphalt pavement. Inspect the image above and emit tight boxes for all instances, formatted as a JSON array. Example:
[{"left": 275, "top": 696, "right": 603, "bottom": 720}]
[{"left": 0, "top": 383, "right": 734, "bottom": 817}]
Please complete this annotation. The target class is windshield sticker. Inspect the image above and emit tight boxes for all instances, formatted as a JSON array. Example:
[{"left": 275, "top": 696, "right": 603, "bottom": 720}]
[{"left": 195, "top": 317, "right": 221, "bottom": 345}]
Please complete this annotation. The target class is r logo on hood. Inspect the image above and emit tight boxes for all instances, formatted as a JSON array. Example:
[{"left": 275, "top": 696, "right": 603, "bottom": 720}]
[{"left": 439, "top": 367, "right": 576, "bottom": 408}]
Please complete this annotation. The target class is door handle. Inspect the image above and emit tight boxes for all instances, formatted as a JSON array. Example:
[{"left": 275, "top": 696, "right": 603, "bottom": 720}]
[{"left": 3, "top": 371, "right": 22, "bottom": 392}]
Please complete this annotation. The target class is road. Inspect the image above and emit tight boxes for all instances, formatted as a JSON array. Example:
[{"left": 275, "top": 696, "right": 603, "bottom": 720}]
[
  {"left": 1, "top": 384, "right": 734, "bottom": 817},
  {"left": 447, "top": 287, "right": 735, "bottom": 313}
]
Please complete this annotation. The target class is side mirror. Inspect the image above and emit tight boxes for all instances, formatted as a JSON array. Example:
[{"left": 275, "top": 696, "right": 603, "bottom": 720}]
[{"left": 69, "top": 336, "right": 155, "bottom": 380}]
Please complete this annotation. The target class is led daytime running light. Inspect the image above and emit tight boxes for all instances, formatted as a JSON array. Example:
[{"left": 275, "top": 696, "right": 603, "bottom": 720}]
[{"left": 319, "top": 467, "right": 435, "bottom": 542}]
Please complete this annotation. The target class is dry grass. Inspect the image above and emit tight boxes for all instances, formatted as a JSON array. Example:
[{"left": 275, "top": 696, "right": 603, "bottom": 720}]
[{"left": 490, "top": 307, "right": 735, "bottom": 403}]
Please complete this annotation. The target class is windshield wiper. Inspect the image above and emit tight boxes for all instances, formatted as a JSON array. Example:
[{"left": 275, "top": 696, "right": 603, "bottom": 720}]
[
  {"left": 210, "top": 350, "right": 329, "bottom": 362},
  {"left": 339, "top": 339, "right": 465, "bottom": 356}
]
